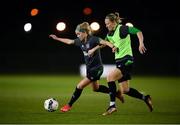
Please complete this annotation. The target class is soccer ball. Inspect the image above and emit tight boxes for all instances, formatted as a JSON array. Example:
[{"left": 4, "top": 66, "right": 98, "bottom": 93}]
[{"left": 44, "top": 98, "right": 59, "bottom": 112}]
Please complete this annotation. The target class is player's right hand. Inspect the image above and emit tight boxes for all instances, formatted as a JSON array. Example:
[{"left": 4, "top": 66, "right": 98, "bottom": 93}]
[{"left": 49, "top": 34, "right": 57, "bottom": 40}]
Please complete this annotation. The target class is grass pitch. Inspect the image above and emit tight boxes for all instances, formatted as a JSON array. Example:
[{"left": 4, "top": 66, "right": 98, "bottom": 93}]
[{"left": 0, "top": 74, "right": 180, "bottom": 124}]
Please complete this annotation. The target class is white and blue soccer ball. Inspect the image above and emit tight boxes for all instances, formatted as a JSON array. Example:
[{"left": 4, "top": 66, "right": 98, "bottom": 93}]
[{"left": 44, "top": 98, "right": 59, "bottom": 112}]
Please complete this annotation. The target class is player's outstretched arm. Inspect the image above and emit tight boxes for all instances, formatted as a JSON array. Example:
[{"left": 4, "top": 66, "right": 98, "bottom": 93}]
[
  {"left": 49, "top": 34, "right": 74, "bottom": 45},
  {"left": 137, "top": 32, "right": 147, "bottom": 54},
  {"left": 88, "top": 45, "right": 104, "bottom": 57},
  {"left": 128, "top": 27, "right": 147, "bottom": 54},
  {"left": 99, "top": 40, "right": 117, "bottom": 53}
]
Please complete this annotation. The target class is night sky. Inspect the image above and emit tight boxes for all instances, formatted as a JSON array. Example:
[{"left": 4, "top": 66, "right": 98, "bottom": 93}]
[{"left": 0, "top": 0, "right": 179, "bottom": 75}]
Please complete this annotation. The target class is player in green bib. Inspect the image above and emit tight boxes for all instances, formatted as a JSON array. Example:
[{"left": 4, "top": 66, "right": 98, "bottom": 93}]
[{"left": 102, "top": 12, "right": 153, "bottom": 115}]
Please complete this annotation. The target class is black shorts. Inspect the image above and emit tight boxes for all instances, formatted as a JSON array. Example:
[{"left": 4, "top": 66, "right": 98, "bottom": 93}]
[
  {"left": 87, "top": 66, "right": 103, "bottom": 81},
  {"left": 115, "top": 55, "right": 134, "bottom": 83}
]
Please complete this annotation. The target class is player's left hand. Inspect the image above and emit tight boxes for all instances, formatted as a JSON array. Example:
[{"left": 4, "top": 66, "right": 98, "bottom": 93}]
[{"left": 139, "top": 44, "right": 147, "bottom": 54}]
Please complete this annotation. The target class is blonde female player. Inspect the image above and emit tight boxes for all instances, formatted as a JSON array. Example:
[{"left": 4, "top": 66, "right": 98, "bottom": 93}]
[{"left": 49, "top": 22, "right": 123, "bottom": 112}]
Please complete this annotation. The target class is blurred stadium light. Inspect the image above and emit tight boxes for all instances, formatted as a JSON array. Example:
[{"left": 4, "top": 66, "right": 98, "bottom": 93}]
[
  {"left": 24, "top": 23, "right": 32, "bottom": 32},
  {"left": 30, "top": 8, "right": 39, "bottom": 16},
  {"left": 90, "top": 22, "right": 100, "bottom": 31},
  {"left": 83, "top": 7, "right": 92, "bottom": 15},
  {"left": 125, "top": 22, "right": 134, "bottom": 27},
  {"left": 80, "top": 64, "right": 116, "bottom": 78},
  {"left": 56, "top": 22, "right": 66, "bottom": 31}
]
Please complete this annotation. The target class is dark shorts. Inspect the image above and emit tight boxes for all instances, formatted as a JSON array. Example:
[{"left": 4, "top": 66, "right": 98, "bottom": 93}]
[
  {"left": 87, "top": 66, "right": 103, "bottom": 81},
  {"left": 115, "top": 55, "right": 134, "bottom": 83}
]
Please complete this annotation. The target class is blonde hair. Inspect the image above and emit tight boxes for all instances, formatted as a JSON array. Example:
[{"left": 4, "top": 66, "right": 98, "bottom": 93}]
[
  {"left": 105, "top": 12, "right": 122, "bottom": 24},
  {"left": 75, "top": 22, "right": 92, "bottom": 35}
]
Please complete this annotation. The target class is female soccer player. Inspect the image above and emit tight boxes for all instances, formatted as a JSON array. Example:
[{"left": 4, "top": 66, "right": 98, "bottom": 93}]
[
  {"left": 100, "top": 12, "right": 153, "bottom": 115},
  {"left": 49, "top": 22, "right": 121, "bottom": 112}
]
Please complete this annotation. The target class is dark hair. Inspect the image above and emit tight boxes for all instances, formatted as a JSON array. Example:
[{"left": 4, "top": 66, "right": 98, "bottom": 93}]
[{"left": 105, "top": 12, "right": 122, "bottom": 23}]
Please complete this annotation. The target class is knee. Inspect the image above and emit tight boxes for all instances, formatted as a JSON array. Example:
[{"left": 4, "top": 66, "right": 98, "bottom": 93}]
[
  {"left": 107, "top": 69, "right": 122, "bottom": 82},
  {"left": 107, "top": 73, "right": 115, "bottom": 82}
]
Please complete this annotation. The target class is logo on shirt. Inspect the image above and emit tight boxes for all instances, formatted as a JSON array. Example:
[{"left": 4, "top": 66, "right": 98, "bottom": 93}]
[
  {"left": 86, "top": 43, "right": 90, "bottom": 49},
  {"left": 118, "top": 64, "right": 121, "bottom": 67}
]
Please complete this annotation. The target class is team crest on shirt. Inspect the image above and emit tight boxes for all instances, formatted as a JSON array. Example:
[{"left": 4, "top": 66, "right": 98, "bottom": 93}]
[
  {"left": 118, "top": 64, "right": 121, "bottom": 67},
  {"left": 86, "top": 43, "right": 90, "bottom": 49},
  {"left": 90, "top": 77, "right": 94, "bottom": 80}
]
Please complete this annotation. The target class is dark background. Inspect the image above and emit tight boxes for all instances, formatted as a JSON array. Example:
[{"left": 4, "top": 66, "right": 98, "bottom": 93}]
[{"left": 0, "top": 0, "right": 179, "bottom": 75}]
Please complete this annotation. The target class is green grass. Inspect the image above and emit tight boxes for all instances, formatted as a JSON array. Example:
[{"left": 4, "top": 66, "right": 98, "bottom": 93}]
[{"left": 0, "top": 74, "right": 180, "bottom": 124}]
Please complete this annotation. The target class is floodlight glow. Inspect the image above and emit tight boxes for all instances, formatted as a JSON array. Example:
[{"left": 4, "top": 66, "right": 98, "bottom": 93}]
[
  {"left": 83, "top": 7, "right": 92, "bottom": 15},
  {"left": 80, "top": 64, "right": 116, "bottom": 78},
  {"left": 125, "top": 22, "right": 134, "bottom": 27},
  {"left": 24, "top": 23, "right": 32, "bottom": 32},
  {"left": 31, "top": 8, "right": 39, "bottom": 16},
  {"left": 56, "top": 22, "right": 66, "bottom": 31},
  {"left": 90, "top": 22, "right": 100, "bottom": 31}
]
